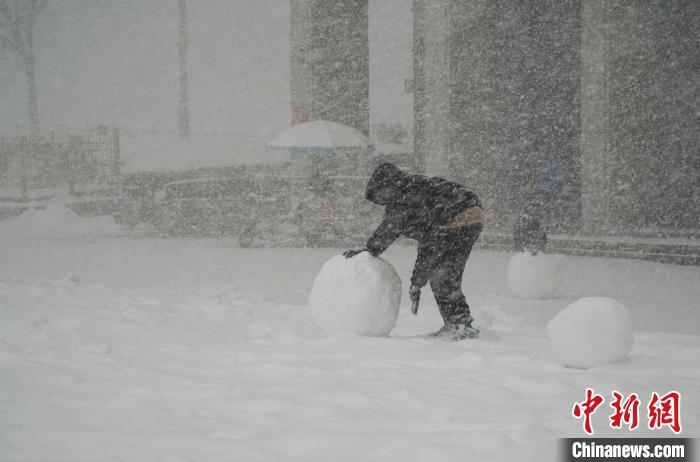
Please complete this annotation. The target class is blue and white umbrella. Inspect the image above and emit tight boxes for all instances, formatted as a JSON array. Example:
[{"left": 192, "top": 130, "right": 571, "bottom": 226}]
[{"left": 268, "top": 120, "right": 369, "bottom": 157}]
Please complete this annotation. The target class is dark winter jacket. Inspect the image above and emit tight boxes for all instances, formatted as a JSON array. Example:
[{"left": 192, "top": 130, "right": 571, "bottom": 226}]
[{"left": 364, "top": 163, "right": 483, "bottom": 287}]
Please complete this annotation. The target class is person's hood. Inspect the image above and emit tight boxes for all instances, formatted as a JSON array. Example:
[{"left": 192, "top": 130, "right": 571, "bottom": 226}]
[{"left": 365, "top": 162, "right": 406, "bottom": 205}]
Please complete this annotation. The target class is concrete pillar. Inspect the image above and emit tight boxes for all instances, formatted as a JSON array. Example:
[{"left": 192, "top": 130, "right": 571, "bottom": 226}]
[
  {"left": 580, "top": 0, "right": 612, "bottom": 233},
  {"left": 412, "top": 0, "right": 450, "bottom": 177},
  {"left": 289, "top": 0, "right": 312, "bottom": 125},
  {"left": 289, "top": 0, "right": 369, "bottom": 136},
  {"left": 581, "top": 0, "right": 658, "bottom": 234},
  {"left": 446, "top": 0, "right": 520, "bottom": 225}
]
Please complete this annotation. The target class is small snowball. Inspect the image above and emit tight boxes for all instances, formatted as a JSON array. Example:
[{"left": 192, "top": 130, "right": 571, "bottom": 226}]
[
  {"left": 507, "top": 251, "right": 560, "bottom": 299},
  {"left": 309, "top": 253, "right": 401, "bottom": 337},
  {"left": 547, "top": 297, "right": 634, "bottom": 369}
]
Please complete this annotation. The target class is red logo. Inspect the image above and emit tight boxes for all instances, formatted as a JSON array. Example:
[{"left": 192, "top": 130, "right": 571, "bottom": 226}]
[
  {"left": 572, "top": 388, "right": 605, "bottom": 435},
  {"left": 573, "top": 389, "right": 682, "bottom": 435},
  {"left": 609, "top": 391, "right": 640, "bottom": 430},
  {"left": 648, "top": 391, "right": 682, "bottom": 434}
]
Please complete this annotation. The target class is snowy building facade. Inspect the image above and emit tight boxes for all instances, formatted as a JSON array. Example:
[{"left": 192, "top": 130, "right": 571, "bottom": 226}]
[
  {"left": 413, "top": 0, "right": 699, "bottom": 235},
  {"left": 291, "top": 0, "right": 699, "bottom": 237}
]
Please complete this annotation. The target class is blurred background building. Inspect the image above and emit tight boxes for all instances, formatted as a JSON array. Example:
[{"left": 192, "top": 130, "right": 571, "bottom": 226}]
[{"left": 290, "top": 0, "right": 699, "bottom": 237}]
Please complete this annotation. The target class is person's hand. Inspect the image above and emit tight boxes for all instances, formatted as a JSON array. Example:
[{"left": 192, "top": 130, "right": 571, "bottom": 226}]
[
  {"left": 409, "top": 285, "right": 421, "bottom": 302},
  {"left": 409, "top": 285, "right": 421, "bottom": 315},
  {"left": 343, "top": 248, "right": 366, "bottom": 259}
]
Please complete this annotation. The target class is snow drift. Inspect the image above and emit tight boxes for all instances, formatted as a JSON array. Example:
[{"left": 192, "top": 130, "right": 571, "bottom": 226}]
[{"left": 0, "top": 201, "right": 123, "bottom": 239}]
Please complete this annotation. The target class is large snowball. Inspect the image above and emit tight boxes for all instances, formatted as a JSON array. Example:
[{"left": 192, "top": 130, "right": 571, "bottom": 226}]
[
  {"left": 547, "top": 297, "right": 634, "bottom": 369},
  {"left": 309, "top": 254, "right": 401, "bottom": 337},
  {"left": 507, "top": 251, "right": 560, "bottom": 299}
]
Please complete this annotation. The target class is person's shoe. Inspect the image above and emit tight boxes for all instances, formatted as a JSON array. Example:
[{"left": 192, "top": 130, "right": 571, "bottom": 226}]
[
  {"left": 428, "top": 322, "right": 479, "bottom": 341},
  {"left": 456, "top": 324, "right": 480, "bottom": 340},
  {"left": 427, "top": 323, "right": 459, "bottom": 339}
]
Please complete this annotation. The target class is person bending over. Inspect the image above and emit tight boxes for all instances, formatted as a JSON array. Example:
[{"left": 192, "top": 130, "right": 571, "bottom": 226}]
[{"left": 344, "top": 163, "right": 484, "bottom": 340}]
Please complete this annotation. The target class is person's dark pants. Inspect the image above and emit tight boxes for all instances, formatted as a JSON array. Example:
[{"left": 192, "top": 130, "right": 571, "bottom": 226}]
[{"left": 426, "top": 224, "right": 482, "bottom": 325}]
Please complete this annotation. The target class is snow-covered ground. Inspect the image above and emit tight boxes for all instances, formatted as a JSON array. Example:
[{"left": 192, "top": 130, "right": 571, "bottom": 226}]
[{"left": 1, "top": 208, "right": 699, "bottom": 461}]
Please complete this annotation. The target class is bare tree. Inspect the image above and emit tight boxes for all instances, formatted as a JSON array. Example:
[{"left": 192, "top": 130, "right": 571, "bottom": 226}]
[
  {"left": 0, "top": 0, "right": 47, "bottom": 138},
  {"left": 178, "top": 0, "right": 190, "bottom": 138}
]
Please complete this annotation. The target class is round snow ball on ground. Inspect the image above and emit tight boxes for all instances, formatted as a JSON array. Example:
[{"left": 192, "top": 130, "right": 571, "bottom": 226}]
[
  {"left": 507, "top": 251, "right": 560, "bottom": 299},
  {"left": 547, "top": 297, "right": 634, "bottom": 369},
  {"left": 309, "top": 254, "right": 402, "bottom": 337}
]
